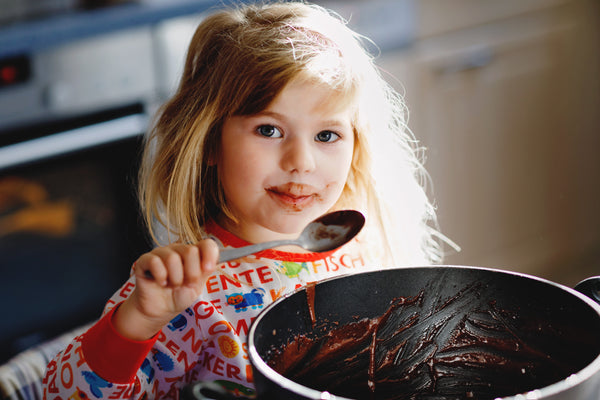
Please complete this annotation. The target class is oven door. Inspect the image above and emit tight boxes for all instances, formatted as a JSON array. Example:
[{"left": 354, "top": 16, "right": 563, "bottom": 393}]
[{"left": 0, "top": 106, "right": 152, "bottom": 362}]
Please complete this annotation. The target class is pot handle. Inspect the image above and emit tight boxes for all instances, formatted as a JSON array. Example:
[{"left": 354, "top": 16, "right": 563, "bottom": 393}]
[
  {"left": 574, "top": 276, "right": 600, "bottom": 305},
  {"left": 180, "top": 381, "right": 250, "bottom": 400}
]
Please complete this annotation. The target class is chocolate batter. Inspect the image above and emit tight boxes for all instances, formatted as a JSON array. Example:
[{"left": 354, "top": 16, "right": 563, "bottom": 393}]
[
  {"left": 266, "top": 282, "right": 598, "bottom": 400},
  {"left": 306, "top": 282, "right": 316, "bottom": 327}
]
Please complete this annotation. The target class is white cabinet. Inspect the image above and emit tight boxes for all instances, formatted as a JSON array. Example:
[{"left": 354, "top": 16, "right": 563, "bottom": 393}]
[{"left": 380, "top": 0, "right": 600, "bottom": 284}]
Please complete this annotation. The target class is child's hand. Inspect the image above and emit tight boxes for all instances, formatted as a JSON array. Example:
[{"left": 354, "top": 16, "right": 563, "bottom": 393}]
[{"left": 113, "top": 239, "right": 219, "bottom": 341}]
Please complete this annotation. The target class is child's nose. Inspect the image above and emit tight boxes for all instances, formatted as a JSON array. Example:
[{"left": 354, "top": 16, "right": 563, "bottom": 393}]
[{"left": 281, "top": 137, "right": 316, "bottom": 173}]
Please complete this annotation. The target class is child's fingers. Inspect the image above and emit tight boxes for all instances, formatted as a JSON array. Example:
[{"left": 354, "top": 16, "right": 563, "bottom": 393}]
[
  {"left": 169, "top": 242, "right": 216, "bottom": 286},
  {"left": 138, "top": 246, "right": 187, "bottom": 286},
  {"left": 161, "top": 246, "right": 188, "bottom": 286},
  {"left": 136, "top": 252, "right": 169, "bottom": 286},
  {"left": 176, "top": 244, "right": 200, "bottom": 285},
  {"left": 197, "top": 238, "right": 219, "bottom": 276},
  {"left": 135, "top": 241, "right": 218, "bottom": 288}
]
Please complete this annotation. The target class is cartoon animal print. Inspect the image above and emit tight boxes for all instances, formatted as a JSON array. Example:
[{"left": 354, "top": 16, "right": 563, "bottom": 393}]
[
  {"left": 68, "top": 387, "right": 89, "bottom": 400},
  {"left": 151, "top": 349, "right": 174, "bottom": 371},
  {"left": 141, "top": 358, "right": 155, "bottom": 383},
  {"left": 226, "top": 288, "right": 266, "bottom": 312},
  {"left": 167, "top": 307, "right": 193, "bottom": 331},
  {"left": 278, "top": 261, "right": 309, "bottom": 278},
  {"left": 81, "top": 371, "right": 112, "bottom": 398}
]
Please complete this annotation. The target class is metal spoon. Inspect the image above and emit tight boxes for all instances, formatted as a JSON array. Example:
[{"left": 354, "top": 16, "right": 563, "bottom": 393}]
[
  {"left": 218, "top": 209, "right": 365, "bottom": 263},
  {"left": 143, "top": 210, "right": 365, "bottom": 280}
]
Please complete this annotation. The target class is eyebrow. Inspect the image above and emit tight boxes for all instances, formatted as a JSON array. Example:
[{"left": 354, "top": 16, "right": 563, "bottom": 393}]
[{"left": 255, "top": 110, "right": 352, "bottom": 130}]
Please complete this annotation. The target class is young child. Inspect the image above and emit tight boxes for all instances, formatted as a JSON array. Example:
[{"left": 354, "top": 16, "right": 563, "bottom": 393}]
[{"left": 43, "top": 2, "right": 441, "bottom": 399}]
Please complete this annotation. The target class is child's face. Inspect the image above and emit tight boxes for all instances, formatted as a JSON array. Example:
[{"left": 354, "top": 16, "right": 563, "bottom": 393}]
[{"left": 217, "top": 79, "right": 355, "bottom": 243}]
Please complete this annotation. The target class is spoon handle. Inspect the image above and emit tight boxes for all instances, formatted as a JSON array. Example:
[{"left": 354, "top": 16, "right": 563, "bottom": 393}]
[
  {"left": 143, "top": 239, "right": 298, "bottom": 280},
  {"left": 218, "top": 239, "right": 297, "bottom": 263}
]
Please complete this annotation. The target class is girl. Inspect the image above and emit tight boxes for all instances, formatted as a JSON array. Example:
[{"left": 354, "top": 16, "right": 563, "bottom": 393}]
[{"left": 43, "top": 2, "right": 441, "bottom": 399}]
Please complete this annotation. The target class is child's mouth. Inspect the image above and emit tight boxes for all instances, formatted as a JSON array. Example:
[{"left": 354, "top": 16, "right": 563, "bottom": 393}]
[{"left": 266, "top": 184, "right": 318, "bottom": 210}]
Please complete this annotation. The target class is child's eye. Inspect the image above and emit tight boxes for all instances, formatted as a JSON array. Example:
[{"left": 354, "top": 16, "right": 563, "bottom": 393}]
[
  {"left": 315, "top": 131, "right": 340, "bottom": 143},
  {"left": 257, "top": 125, "right": 282, "bottom": 138}
]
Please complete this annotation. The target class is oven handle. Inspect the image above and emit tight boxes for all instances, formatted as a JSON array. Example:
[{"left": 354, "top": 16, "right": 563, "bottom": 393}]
[{"left": 0, "top": 113, "right": 149, "bottom": 171}]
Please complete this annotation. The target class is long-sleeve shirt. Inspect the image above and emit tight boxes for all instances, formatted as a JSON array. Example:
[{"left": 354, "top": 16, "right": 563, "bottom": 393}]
[{"left": 43, "top": 220, "right": 368, "bottom": 399}]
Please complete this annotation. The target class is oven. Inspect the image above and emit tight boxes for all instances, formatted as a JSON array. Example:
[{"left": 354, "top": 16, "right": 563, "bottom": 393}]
[{"left": 0, "top": 20, "right": 163, "bottom": 362}]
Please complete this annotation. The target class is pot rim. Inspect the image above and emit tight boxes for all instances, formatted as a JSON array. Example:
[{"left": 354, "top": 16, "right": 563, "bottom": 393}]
[{"left": 247, "top": 265, "right": 600, "bottom": 400}]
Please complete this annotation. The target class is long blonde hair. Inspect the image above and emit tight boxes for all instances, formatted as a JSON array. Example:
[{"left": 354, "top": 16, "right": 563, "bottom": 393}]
[{"left": 139, "top": 1, "right": 442, "bottom": 265}]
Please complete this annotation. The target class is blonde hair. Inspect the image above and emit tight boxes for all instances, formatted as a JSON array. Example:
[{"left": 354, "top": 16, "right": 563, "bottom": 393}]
[{"left": 139, "top": 1, "right": 443, "bottom": 265}]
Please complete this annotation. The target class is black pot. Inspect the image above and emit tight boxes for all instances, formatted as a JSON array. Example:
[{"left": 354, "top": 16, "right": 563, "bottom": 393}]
[{"left": 246, "top": 266, "right": 600, "bottom": 400}]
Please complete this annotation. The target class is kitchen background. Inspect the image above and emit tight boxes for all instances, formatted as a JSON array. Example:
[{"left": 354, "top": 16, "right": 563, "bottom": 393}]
[{"left": 0, "top": 0, "right": 598, "bottom": 363}]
